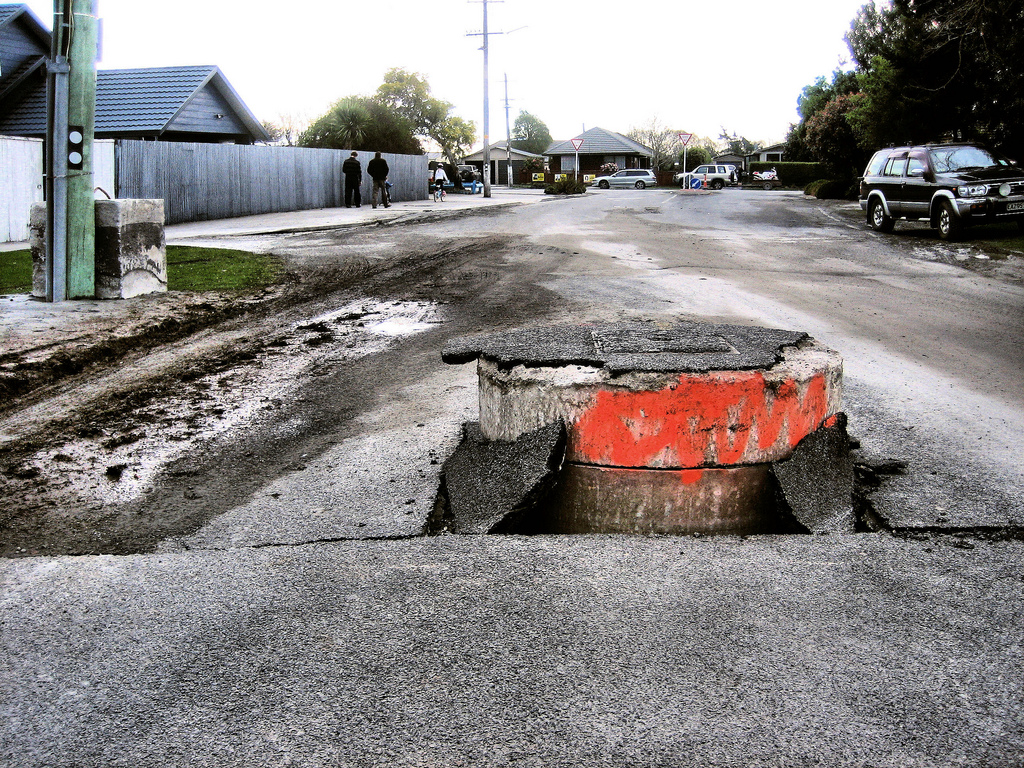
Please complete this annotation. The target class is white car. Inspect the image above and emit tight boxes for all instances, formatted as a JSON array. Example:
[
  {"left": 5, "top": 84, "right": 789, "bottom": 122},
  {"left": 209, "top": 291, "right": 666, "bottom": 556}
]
[
  {"left": 591, "top": 169, "right": 658, "bottom": 189},
  {"left": 674, "top": 164, "right": 736, "bottom": 190}
]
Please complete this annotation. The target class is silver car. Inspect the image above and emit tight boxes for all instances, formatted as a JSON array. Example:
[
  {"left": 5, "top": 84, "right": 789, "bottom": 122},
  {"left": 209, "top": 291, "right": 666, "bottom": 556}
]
[{"left": 592, "top": 169, "right": 658, "bottom": 189}]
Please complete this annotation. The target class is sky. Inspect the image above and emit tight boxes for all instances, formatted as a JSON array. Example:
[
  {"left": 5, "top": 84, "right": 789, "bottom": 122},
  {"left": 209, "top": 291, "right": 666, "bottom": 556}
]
[{"left": 21, "top": 0, "right": 874, "bottom": 150}]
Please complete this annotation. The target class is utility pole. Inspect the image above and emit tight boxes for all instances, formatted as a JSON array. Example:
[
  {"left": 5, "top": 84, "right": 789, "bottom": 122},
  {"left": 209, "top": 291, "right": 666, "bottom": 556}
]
[
  {"left": 503, "top": 73, "right": 513, "bottom": 187},
  {"left": 468, "top": 0, "right": 503, "bottom": 198},
  {"left": 44, "top": 0, "right": 97, "bottom": 301}
]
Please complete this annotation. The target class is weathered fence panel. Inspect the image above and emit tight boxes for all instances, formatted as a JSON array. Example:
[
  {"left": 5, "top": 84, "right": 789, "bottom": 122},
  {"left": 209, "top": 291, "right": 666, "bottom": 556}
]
[
  {"left": 116, "top": 141, "right": 428, "bottom": 225},
  {"left": 0, "top": 136, "right": 42, "bottom": 242}
]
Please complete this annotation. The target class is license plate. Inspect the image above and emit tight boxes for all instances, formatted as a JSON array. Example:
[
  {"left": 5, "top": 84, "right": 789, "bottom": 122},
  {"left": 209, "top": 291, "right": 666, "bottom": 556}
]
[{"left": 1008, "top": 201, "right": 1024, "bottom": 212}]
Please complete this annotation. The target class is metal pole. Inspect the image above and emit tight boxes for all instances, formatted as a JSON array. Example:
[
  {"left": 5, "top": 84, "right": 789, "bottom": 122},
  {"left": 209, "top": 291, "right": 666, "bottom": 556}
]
[
  {"left": 482, "top": 0, "right": 491, "bottom": 197},
  {"left": 45, "top": 1, "right": 72, "bottom": 302}
]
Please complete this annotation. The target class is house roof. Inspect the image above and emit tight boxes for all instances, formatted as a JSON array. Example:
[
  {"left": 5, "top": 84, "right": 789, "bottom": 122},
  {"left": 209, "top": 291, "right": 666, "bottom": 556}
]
[
  {"left": 463, "top": 140, "right": 545, "bottom": 163},
  {"left": 0, "top": 4, "right": 50, "bottom": 102},
  {"left": 0, "top": 5, "right": 268, "bottom": 142},
  {"left": 749, "top": 142, "right": 786, "bottom": 157},
  {"left": 0, "top": 65, "right": 270, "bottom": 141},
  {"left": 545, "top": 126, "right": 653, "bottom": 157}
]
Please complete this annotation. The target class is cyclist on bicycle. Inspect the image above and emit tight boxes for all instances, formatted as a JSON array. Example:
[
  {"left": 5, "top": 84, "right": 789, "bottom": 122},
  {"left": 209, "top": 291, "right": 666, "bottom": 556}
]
[{"left": 433, "top": 164, "right": 448, "bottom": 199}]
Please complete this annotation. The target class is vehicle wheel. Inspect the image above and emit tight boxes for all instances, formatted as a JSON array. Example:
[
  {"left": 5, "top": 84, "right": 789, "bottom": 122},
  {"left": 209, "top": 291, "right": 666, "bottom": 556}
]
[
  {"left": 599, "top": 180, "right": 609, "bottom": 189},
  {"left": 678, "top": 179, "right": 687, "bottom": 188},
  {"left": 869, "top": 199, "right": 894, "bottom": 233},
  {"left": 763, "top": 182, "right": 773, "bottom": 191},
  {"left": 711, "top": 179, "right": 724, "bottom": 190},
  {"left": 937, "top": 200, "right": 961, "bottom": 241},
  {"left": 635, "top": 181, "right": 646, "bottom": 189}
]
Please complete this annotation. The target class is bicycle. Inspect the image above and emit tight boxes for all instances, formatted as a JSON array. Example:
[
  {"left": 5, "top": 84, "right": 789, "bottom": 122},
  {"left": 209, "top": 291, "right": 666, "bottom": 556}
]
[{"left": 432, "top": 180, "right": 446, "bottom": 203}]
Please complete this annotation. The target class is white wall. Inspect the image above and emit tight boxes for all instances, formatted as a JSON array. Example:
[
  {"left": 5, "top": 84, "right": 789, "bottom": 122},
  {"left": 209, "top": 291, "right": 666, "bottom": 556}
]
[
  {"left": 0, "top": 137, "right": 117, "bottom": 242},
  {"left": 0, "top": 135, "right": 43, "bottom": 243}
]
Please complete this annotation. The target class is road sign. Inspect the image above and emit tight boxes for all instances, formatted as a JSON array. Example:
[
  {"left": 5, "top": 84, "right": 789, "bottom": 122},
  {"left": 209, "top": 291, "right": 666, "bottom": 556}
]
[
  {"left": 689, "top": 176, "right": 702, "bottom": 189},
  {"left": 678, "top": 133, "right": 693, "bottom": 146},
  {"left": 571, "top": 138, "right": 584, "bottom": 151}
]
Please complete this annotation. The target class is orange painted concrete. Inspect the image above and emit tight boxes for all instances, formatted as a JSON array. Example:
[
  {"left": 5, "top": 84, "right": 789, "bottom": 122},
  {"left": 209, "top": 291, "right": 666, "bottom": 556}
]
[{"left": 570, "top": 369, "right": 830, "bottom": 469}]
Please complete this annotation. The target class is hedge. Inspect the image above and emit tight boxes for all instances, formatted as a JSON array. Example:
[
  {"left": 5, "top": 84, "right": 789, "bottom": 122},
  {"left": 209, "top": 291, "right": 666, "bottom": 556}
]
[{"left": 748, "top": 162, "right": 826, "bottom": 188}]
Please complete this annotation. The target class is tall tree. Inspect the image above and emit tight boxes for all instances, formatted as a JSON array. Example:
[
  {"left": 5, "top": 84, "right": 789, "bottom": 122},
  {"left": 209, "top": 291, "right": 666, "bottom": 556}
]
[
  {"left": 845, "top": 0, "right": 1024, "bottom": 151},
  {"left": 511, "top": 111, "right": 553, "bottom": 155},
  {"left": 374, "top": 68, "right": 478, "bottom": 166}
]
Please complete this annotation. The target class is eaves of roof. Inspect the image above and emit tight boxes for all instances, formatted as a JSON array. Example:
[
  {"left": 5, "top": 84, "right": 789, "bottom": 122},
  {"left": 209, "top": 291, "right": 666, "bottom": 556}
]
[
  {"left": 545, "top": 126, "right": 653, "bottom": 157},
  {"left": 0, "top": 64, "right": 270, "bottom": 141}
]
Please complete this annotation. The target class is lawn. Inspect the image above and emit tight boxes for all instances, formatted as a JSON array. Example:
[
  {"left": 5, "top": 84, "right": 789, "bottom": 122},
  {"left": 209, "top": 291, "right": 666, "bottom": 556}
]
[
  {"left": 0, "top": 249, "right": 32, "bottom": 294},
  {"left": 0, "top": 246, "right": 283, "bottom": 295}
]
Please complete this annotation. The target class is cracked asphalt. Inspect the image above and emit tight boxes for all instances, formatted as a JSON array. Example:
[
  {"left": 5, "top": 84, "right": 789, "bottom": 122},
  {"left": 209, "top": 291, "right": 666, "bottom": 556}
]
[{"left": 2, "top": 187, "right": 1023, "bottom": 767}]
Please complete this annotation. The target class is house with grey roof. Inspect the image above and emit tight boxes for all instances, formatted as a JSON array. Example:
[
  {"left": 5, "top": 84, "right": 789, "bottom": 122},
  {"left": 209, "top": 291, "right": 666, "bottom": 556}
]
[
  {"left": 462, "top": 140, "right": 546, "bottom": 185},
  {"left": 0, "top": 3, "right": 268, "bottom": 144},
  {"left": 544, "top": 126, "right": 653, "bottom": 177}
]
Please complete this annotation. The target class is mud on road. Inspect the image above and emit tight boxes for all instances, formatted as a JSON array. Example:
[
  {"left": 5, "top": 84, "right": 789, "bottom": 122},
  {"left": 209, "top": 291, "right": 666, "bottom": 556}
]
[{"left": 0, "top": 223, "right": 570, "bottom": 558}]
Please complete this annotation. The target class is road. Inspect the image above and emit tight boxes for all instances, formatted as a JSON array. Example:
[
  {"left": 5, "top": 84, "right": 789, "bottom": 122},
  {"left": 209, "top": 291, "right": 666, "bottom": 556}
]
[{"left": 2, "top": 188, "right": 1022, "bottom": 766}]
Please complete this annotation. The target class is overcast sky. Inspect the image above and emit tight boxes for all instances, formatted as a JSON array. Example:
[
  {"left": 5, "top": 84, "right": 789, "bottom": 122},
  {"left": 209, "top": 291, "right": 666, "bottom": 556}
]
[{"left": 22, "top": 0, "right": 874, "bottom": 149}]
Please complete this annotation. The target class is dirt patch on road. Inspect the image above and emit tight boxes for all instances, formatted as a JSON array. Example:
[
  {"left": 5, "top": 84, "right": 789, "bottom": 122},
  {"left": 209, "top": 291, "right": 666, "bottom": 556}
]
[{"left": 0, "top": 227, "right": 563, "bottom": 557}]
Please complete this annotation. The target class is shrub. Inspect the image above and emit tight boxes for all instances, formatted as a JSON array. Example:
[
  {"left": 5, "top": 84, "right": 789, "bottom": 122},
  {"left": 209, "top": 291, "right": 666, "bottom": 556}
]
[
  {"left": 545, "top": 177, "right": 588, "bottom": 195},
  {"left": 749, "top": 161, "right": 826, "bottom": 188},
  {"left": 811, "top": 179, "right": 855, "bottom": 199},
  {"left": 804, "top": 179, "right": 829, "bottom": 196}
]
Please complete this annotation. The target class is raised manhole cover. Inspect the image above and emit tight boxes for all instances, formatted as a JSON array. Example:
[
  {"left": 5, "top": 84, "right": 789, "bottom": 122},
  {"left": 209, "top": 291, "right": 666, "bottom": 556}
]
[{"left": 442, "top": 321, "right": 847, "bottom": 535}]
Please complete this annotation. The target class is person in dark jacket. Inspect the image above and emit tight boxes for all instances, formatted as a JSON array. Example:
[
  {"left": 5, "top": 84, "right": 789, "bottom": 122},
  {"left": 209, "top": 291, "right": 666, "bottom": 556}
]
[
  {"left": 342, "top": 151, "right": 362, "bottom": 208},
  {"left": 367, "top": 151, "right": 390, "bottom": 209}
]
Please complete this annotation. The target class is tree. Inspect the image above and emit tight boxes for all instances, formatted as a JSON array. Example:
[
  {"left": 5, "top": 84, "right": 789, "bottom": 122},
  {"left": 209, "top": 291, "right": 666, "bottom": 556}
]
[
  {"left": 299, "top": 97, "right": 421, "bottom": 155},
  {"left": 804, "top": 94, "right": 866, "bottom": 178},
  {"left": 678, "top": 145, "right": 711, "bottom": 171},
  {"left": 374, "top": 68, "right": 478, "bottom": 166},
  {"left": 718, "top": 129, "right": 763, "bottom": 157},
  {"left": 511, "top": 111, "right": 553, "bottom": 155},
  {"left": 627, "top": 118, "right": 686, "bottom": 171},
  {"left": 261, "top": 113, "right": 309, "bottom": 147},
  {"left": 786, "top": 69, "right": 860, "bottom": 163},
  {"left": 844, "top": 0, "right": 1024, "bottom": 152}
]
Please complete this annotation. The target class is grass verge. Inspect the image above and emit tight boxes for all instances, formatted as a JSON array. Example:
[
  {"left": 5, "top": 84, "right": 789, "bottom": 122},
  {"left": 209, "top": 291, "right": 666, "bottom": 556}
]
[
  {"left": 0, "top": 246, "right": 283, "bottom": 295},
  {"left": 166, "top": 245, "right": 283, "bottom": 292},
  {"left": 0, "top": 249, "right": 31, "bottom": 294}
]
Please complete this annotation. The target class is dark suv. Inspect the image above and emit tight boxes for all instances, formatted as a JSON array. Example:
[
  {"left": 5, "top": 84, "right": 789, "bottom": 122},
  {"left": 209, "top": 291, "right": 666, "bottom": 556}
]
[{"left": 859, "top": 144, "right": 1024, "bottom": 240}]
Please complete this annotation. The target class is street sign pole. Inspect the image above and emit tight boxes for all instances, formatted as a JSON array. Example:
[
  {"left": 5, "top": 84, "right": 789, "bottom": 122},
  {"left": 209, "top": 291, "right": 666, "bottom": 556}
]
[
  {"left": 571, "top": 138, "right": 583, "bottom": 181},
  {"left": 678, "top": 132, "right": 692, "bottom": 180}
]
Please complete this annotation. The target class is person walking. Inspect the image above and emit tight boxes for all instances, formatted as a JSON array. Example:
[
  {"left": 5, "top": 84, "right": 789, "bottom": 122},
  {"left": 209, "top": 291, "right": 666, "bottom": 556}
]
[
  {"left": 343, "top": 151, "right": 362, "bottom": 208},
  {"left": 367, "top": 151, "right": 391, "bottom": 209}
]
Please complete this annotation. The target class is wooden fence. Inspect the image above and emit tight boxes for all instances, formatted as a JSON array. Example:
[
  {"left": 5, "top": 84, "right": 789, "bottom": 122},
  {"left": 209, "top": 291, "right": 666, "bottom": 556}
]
[{"left": 115, "top": 141, "right": 428, "bottom": 225}]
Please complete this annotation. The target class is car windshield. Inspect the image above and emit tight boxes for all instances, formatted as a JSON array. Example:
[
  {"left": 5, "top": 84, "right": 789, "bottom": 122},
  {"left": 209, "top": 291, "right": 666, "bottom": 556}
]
[{"left": 928, "top": 146, "right": 1005, "bottom": 173}]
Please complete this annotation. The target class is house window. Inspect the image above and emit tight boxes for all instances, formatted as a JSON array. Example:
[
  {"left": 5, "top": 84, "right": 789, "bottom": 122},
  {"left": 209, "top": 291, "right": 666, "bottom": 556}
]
[
  {"left": 767, "top": 153, "right": 782, "bottom": 161},
  {"left": 562, "top": 154, "right": 576, "bottom": 172}
]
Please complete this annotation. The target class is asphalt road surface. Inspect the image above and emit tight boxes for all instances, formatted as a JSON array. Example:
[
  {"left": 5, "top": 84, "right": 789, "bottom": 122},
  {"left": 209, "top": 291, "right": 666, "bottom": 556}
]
[{"left": 2, "top": 188, "right": 1022, "bottom": 767}]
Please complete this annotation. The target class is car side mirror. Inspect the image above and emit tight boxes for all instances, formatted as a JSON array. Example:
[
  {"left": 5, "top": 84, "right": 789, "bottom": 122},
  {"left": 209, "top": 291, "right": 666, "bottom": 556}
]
[{"left": 909, "top": 168, "right": 925, "bottom": 178}]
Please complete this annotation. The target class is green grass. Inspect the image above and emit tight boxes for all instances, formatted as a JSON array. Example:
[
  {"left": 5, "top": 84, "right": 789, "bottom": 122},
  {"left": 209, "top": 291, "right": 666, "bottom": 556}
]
[
  {"left": 0, "top": 246, "right": 283, "bottom": 295},
  {"left": 0, "top": 249, "right": 32, "bottom": 294},
  {"left": 166, "top": 245, "right": 283, "bottom": 292}
]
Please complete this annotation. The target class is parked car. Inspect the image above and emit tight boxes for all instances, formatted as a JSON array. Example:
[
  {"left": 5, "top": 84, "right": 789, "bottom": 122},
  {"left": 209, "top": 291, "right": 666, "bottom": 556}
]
[
  {"left": 458, "top": 164, "right": 482, "bottom": 183},
  {"left": 859, "top": 143, "right": 1024, "bottom": 240},
  {"left": 592, "top": 169, "right": 658, "bottom": 189},
  {"left": 673, "top": 164, "right": 735, "bottom": 190}
]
